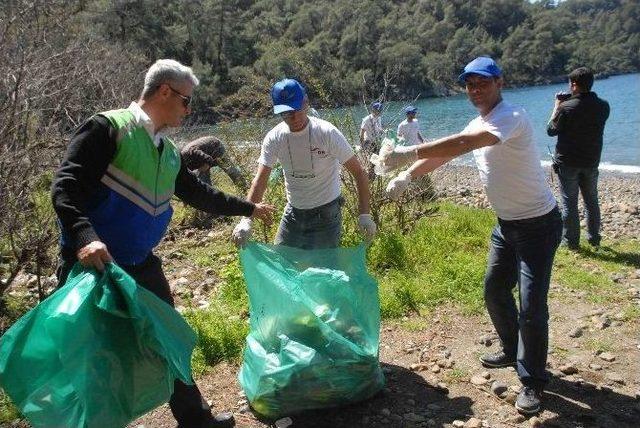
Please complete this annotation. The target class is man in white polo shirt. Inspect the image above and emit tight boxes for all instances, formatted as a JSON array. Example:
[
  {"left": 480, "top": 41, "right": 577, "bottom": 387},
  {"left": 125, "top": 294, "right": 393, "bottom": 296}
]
[
  {"left": 381, "top": 57, "right": 561, "bottom": 415},
  {"left": 396, "top": 105, "right": 424, "bottom": 146},
  {"left": 232, "top": 78, "right": 376, "bottom": 249}
]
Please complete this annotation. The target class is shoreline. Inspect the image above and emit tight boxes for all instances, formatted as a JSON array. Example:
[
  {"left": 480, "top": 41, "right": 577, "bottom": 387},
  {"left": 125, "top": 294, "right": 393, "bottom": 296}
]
[{"left": 429, "top": 164, "right": 640, "bottom": 240}]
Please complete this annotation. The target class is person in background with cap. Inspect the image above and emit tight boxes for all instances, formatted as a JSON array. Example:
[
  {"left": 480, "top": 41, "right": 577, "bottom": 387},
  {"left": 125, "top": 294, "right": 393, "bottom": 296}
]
[
  {"left": 232, "top": 78, "right": 376, "bottom": 249},
  {"left": 380, "top": 57, "right": 562, "bottom": 415},
  {"left": 397, "top": 106, "right": 424, "bottom": 146}
]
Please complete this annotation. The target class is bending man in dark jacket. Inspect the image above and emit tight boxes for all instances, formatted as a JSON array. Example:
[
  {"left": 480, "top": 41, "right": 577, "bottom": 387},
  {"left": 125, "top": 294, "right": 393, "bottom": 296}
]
[
  {"left": 181, "top": 136, "right": 249, "bottom": 193},
  {"left": 51, "top": 59, "right": 274, "bottom": 428},
  {"left": 547, "top": 67, "right": 610, "bottom": 249}
]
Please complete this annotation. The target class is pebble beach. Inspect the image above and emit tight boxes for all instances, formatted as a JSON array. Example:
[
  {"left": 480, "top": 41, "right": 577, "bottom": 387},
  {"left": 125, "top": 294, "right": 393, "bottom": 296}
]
[{"left": 430, "top": 164, "right": 640, "bottom": 240}]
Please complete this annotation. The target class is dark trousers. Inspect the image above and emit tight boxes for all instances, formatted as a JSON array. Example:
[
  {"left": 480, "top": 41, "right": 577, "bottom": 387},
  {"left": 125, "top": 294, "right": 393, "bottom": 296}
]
[
  {"left": 57, "top": 248, "right": 212, "bottom": 427},
  {"left": 483, "top": 207, "right": 562, "bottom": 390},
  {"left": 557, "top": 165, "right": 601, "bottom": 247}
]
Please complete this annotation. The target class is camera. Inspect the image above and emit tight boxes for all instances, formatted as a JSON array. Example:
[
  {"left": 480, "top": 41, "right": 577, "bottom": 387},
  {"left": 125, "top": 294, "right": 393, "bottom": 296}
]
[{"left": 556, "top": 91, "right": 572, "bottom": 101}]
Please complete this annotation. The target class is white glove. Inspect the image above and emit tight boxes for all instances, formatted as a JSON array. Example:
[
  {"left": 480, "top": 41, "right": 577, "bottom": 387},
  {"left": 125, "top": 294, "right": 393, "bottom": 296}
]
[
  {"left": 379, "top": 146, "right": 418, "bottom": 173},
  {"left": 358, "top": 214, "right": 377, "bottom": 241},
  {"left": 386, "top": 170, "right": 412, "bottom": 201},
  {"left": 232, "top": 217, "right": 252, "bottom": 248}
]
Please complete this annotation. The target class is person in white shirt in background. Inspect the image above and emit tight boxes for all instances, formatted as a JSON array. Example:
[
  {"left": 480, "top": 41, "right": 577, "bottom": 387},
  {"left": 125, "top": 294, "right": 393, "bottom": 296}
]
[
  {"left": 381, "top": 57, "right": 561, "bottom": 416},
  {"left": 396, "top": 105, "right": 424, "bottom": 146},
  {"left": 232, "top": 78, "right": 376, "bottom": 249},
  {"left": 359, "top": 102, "right": 384, "bottom": 179}
]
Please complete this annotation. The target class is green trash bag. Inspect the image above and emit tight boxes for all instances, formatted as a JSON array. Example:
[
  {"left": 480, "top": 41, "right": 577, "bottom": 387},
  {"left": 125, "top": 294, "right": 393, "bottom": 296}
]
[
  {"left": 0, "top": 263, "right": 196, "bottom": 428},
  {"left": 237, "top": 242, "right": 384, "bottom": 419}
]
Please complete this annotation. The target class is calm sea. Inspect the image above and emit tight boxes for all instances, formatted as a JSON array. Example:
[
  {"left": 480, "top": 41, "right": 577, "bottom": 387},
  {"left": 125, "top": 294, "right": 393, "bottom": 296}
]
[{"left": 339, "top": 73, "right": 640, "bottom": 173}]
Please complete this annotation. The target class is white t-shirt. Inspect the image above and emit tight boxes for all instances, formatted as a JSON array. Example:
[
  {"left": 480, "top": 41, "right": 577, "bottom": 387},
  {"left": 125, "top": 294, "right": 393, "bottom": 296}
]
[
  {"left": 360, "top": 114, "right": 383, "bottom": 141},
  {"left": 397, "top": 119, "right": 422, "bottom": 146},
  {"left": 464, "top": 101, "right": 556, "bottom": 220},
  {"left": 259, "top": 116, "right": 355, "bottom": 209}
]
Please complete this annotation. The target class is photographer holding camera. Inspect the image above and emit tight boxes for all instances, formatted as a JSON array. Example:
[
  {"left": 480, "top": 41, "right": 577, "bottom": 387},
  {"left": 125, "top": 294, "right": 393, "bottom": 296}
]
[{"left": 547, "top": 67, "right": 610, "bottom": 250}]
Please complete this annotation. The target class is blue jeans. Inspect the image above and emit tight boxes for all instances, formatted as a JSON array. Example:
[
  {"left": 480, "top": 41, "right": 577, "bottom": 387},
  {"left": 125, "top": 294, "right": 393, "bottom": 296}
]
[
  {"left": 557, "top": 165, "right": 601, "bottom": 247},
  {"left": 274, "top": 196, "right": 343, "bottom": 249},
  {"left": 484, "top": 207, "right": 562, "bottom": 390}
]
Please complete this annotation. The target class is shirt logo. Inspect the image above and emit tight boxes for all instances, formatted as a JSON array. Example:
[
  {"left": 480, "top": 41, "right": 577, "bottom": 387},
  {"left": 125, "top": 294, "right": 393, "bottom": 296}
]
[{"left": 311, "top": 147, "right": 327, "bottom": 156}]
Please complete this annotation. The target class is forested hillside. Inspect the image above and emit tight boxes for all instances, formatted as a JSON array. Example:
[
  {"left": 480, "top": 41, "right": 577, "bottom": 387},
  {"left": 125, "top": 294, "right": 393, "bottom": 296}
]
[{"left": 3, "top": 0, "right": 639, "bottom": 122}]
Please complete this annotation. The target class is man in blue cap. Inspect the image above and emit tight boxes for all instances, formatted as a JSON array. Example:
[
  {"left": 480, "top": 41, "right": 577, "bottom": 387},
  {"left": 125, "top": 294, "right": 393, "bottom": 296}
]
[
  {"left": 232, "top": 78, "right": 376, "bottom": 249},
  {"left": 380, "top": 57, "right": 561, "bottom": 415},
  {"left": 397, "top": 106, "right": 424, "bottom": 146}
]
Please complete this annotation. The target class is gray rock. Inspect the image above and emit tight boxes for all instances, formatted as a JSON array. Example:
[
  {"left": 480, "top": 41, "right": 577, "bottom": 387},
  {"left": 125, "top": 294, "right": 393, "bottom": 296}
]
[
  {"left": 407, "top": 399, "right": 416, "bottom": 406},
  {"left": 529, "top": 416, "right": 543, "bottom": 427},
  {"left": 596, "top": 315, "right": 611, "bottom": 329},
  {"left": 381, "top": 408, "right": 391, "bottom": 417},
  {"left": 569, "top": 326, "right": 584, "bottom": 338},
  {"left": 436, "top": 382, "right": 449, "bottom": 394},
  {"left": 599, "top": 352, "right": 616, "bottom": 362},
  {"left": 431, "top": 365, "right": 441, "bottom": 373},
  {"left": 481, "top": 371, "right": 491, "bottom": 379},
  {"left": 606, "top": 372, "right": 625, "bottom": 384},
  {"left": 404, "top": 413, "right": 426, "bottom": 423},
  {"left": 504, "top": 391, "right": 518, "bottom": 404},
  {"left": 390, "top": 414, "right": 403, "bottom": 423},
  {"left": 275, "top": 417, "right": 293, "bottom": 428},
  {"left": 491, "top": 381, "right": 509, "bottom": 397},
  {"left": 589, "top": 363, "right": 603, "bottom": 371},
  {"left": 464, "top": 418, "right": 482, "bottom": 428},
  {"left": 453, "top": 421, "right": 465, "bottom": 428},
  {"left": 559, "top": 363, "right": 579, "bottom": 375},
  {"left": 471, "top": 375, "right": 489, "bottom": 386},
  {"left": 506, "top": 414, "right": 526, "bottom": 423},
  {"left": 426, "top": 419, "right": 436, "bottom": 426}
]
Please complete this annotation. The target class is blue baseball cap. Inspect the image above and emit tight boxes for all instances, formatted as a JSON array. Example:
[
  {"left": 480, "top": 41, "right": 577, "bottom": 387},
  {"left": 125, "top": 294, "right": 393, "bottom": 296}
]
[
  {"left": 371, "top": 102, "right": 383, "bottom": 111},
  {"left": 405, "top": 106, "right": 418, "bottom": 114},
  {"left": 458, "top": 57, "right": 502, "bottom": 82},
  {"left": 271, "top": 78, "right": 306, "bottom": 114}
]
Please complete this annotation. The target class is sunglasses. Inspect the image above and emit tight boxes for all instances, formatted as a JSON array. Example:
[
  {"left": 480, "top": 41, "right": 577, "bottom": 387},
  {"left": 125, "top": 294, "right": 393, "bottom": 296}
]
[{"left": 167, "top": 85, "right": 192, "bottom": 107}]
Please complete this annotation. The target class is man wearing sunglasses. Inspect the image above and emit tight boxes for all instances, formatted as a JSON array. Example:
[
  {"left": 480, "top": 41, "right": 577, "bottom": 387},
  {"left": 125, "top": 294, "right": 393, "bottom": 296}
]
[
  {"left": 232, "top": 78, "right": 376, "bottom": 249},
  {"left": 380, "top": 57, "right": 562, "bottom": 416},
  {"left": 52, "top": 59, "right": 275, "bottom": 427}
]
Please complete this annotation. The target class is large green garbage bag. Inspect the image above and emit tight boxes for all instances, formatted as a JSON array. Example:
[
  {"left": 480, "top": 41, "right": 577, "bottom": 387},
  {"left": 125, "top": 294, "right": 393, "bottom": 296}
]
[
  {"left": 238, "top": 242, "right": 384, "bottom": 419},
  {"left": 0, "top": 263, "right": 196, "bottom": 428}
]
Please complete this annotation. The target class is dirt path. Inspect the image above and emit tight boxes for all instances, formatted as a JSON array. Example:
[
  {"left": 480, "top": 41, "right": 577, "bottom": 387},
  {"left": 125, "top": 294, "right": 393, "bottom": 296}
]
[{"left": 132, "top": 285, "right": 640, "bottom": 428}]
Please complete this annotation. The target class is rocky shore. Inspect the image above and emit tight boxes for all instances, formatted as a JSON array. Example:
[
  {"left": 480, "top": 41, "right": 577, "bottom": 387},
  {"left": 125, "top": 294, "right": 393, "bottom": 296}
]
[{"left": 430, "top": 164, "right": 640, "bottom": 240}]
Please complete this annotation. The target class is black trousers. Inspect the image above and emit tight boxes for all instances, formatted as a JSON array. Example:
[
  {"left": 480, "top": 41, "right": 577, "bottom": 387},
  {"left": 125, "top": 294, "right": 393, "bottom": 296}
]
[{"left": 57, "top": 248, "right": 212, "bottom": 427}]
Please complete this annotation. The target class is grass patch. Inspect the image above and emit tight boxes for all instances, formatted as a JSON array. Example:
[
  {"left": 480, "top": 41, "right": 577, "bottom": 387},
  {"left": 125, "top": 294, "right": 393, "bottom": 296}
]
[
  {"left": 443, "top": 367, "right": 468, "bottom": 384},
  {"left": 183, "top": 305, "right": 249, "bottom": 376},
  {"left": 374, "top": 202, "right": 494, "bottom": 317},
  {"left": 551, "top": 345, "right": 570, "bottom": 359},
  {"left": 397, "top": 317, "right": 429, "bottom": 332},
  {"left": 584, "top": 338, "right": 614, "bottom": 354},
  {"left": 0, "top": 389, "right": 20, "bottom": 424},
  {"left": 620, "top": 304, "right": 640, "bottom": 322}
]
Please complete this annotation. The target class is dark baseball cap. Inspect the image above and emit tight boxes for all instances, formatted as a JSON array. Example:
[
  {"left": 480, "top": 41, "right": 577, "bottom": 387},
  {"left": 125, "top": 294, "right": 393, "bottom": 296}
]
[{"left": 458, "top": 57, "right": 502, "bottom": 82}]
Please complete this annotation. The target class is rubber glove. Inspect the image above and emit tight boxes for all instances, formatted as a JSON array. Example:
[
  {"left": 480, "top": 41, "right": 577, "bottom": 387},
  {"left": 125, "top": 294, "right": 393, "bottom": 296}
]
[
  {"left": 232, "top": 217, "right": 252, "bottom": 248},
  {"left": 380, "top": 145, "right": 418, "bottom": 172},
  {"left": 386, "top": 170, "right": 412, "bottom": 201},
  {"left": 358, "top": 214, "right": 377, "bottom": 241}
]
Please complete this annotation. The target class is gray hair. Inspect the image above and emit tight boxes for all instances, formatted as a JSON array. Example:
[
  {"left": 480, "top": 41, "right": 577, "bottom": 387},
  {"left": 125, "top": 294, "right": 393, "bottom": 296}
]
[{"left": 141, "top": 59, "right": 200, "bottom": 99}]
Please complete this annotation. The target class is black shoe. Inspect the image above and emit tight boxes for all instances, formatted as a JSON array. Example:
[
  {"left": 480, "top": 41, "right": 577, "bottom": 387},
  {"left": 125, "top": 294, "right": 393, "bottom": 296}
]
[
  {"left": 479, "top": 350, "right": 516, "bottom": 368},
  {"left": 515, "top": 386, "right": 542, "bottom": 415},
  {"left": 209, "top": 412, "right": 235, "bottom": 428},
  {"left": 176, "top": 412, "right": 235, "bottom": 428}
]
